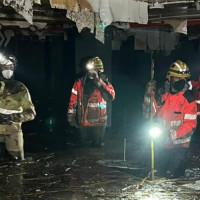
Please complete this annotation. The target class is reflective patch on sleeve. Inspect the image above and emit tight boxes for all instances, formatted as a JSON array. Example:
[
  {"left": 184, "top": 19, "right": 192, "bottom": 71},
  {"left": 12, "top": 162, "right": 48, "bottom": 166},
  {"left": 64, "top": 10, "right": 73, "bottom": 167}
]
[
  {"left": 87, "top": 102, "right": 107, "bottom": 108},
  {"left": 184, "top": 114, "right": 197, "bottom": 120},
  {"left": 72, "top": 88, "right": 77, "bottom": 95},
  {"left": 153, "top": 102, "right": 157, "bottom": 113},
  {"left": 68, "top": 109, "right": 75, "bottom": 113},
  {"left": 88, "top": 103, "right": 99, "bottom": 107},
  {"left": 0, "top": 107, "right": 23, "bottom": 114},
  {"left": 173, "top": 137, "right": 191, "bottom": 145},
  {"left": 188, "top": 81, "right": 193, "bottom": 90},
  {"left": 170, "top": 120, "right": 182, "bottom": 127}
]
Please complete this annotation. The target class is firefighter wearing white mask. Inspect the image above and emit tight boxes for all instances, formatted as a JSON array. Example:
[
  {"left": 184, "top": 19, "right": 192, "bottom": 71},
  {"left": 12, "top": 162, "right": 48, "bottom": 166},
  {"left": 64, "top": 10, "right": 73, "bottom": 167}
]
[{"left": 0, "top": 53, "right": 36, "bottom": 162}]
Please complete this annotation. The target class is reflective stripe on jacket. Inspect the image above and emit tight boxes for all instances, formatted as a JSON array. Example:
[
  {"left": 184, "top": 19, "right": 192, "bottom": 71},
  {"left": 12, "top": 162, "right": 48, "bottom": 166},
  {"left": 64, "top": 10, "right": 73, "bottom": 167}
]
[
  {"left": 68, "top": 76, "right": 115, "bottom": 127},
  {"left": 153, "top": 91, "right": 197, "bottom": 148},
  {"left": 0, "top": 80, "right": 36, "bottom": 134}
]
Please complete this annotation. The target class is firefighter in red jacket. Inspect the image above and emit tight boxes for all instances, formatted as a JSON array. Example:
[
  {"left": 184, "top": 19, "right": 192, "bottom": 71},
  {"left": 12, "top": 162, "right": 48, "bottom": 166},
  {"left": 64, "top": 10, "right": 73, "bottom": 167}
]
[
  {"left": 143, "top": 60, "right": 197, "bottom": 178},
  {"left": 67, "top": 57, "right": 115, "bottom": 146},
  {"left": 188, "top": 76, "right": 200, "bottom": 144},
  {"left": 188, "top": 76, "right": 200, "bottom": 116}
]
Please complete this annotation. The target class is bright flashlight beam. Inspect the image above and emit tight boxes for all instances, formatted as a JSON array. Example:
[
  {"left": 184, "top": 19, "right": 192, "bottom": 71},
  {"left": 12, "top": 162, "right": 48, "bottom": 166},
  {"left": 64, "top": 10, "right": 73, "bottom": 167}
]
[
  {"left": 0, "top": 53, "right": 5, "bottom": 60},
  {"left": 0, "top": 53, "right": 7, "bottom": 64},
  {"left": 149, "top": 127, "right": 161, "bottom": 138},
  {"left": 86, "top": 62, "right": 94, "bottom": 70}
]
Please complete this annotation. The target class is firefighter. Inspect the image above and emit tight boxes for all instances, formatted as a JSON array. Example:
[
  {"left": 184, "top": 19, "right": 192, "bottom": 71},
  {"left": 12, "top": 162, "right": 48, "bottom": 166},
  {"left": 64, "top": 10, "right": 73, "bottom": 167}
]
[
  {"left": 188, "top": 76, "right": 200, "bottom": 144},
  {"left": 67, "top": 56, "right": 115, "bottom": 147},
  {"left": 143, "top": 60, "right": 197, "bottom": 178},
  {"left": 0, "top": 53, "right": 36, "bottom": 161}
]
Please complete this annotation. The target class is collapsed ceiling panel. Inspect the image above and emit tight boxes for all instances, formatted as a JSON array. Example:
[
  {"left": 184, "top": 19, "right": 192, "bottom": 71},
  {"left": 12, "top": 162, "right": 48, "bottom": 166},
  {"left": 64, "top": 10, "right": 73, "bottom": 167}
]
[
  {"left": 0, "top": 1, "right": 200, "bottom": 24},
  {"left": 87, "top": 0, "right": 148, "bottom": 26},
  {"left": 0, "top": 0, "right": 199, "bottom": 44},
  {"left": 3, "top": 0, "right": 33, "bottom": 24},
  {"left": 49, "top": 0, "right": 92, "bottom": 12}
]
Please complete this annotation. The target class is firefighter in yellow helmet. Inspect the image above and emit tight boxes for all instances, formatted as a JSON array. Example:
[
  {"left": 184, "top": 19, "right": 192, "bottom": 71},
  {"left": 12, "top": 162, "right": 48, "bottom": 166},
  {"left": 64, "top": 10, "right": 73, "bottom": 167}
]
[
  {"left": 0, "top": 53, "right": 36, "bottom": 162},
  {"left": 86, "top": 56, "right": 104, "bottom": 80},
  {"left": 67, "top": 56, "right": 115, "bottom": 147},
  {"left": 143, "top": 60, "right": 197, "bottom": 178},
  {"left": 166, "top": 60, "right": 191, "bottom": 93}
]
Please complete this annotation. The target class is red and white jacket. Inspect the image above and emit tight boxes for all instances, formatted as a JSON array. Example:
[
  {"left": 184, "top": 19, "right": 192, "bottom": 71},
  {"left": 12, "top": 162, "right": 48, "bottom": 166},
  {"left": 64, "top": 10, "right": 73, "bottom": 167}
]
[
  {"left": 153, "top": 90, "right": 197, "bottom": 148},
  {"left": 68, "top": 75, "right": 115, "bottom": 127},
  {"left": 188, "top": 76, "right": 200, "bottom": 117}
]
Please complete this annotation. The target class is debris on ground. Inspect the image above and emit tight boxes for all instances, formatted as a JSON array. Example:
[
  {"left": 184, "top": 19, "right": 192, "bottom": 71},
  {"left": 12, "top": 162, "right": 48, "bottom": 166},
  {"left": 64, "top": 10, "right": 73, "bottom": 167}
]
[{"left": 1, "top": 137, "right": 200, "bottom": 199}]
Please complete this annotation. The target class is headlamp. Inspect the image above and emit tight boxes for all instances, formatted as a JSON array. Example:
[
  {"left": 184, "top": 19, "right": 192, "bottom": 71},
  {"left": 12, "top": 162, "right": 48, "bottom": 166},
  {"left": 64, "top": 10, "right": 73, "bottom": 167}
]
[
  {"left": 86, "top": 61, "right": 94, "bottom": 71},
  {"left": 0, "top": 53, "right": 8, "bottom": 65},
  {"left": 0, "top": 53, "right": 14, "bottom": 66}
]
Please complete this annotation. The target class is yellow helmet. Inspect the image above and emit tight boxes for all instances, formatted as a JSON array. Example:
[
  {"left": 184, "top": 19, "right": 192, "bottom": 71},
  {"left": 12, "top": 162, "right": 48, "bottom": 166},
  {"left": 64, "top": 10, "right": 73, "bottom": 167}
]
[
  {"left": 86, "top": 56, "right": 104, "bottom": 73},
  {"left": 92, "top": 57, "right": 104, "bottom": 73},
  {"left": 167, "top": 60, "right": 190, "bottom": 79}
]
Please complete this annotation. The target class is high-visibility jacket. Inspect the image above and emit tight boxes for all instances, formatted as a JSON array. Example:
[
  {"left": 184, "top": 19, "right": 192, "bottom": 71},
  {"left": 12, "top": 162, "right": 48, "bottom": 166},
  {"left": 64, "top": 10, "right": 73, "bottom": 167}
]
[
  {"left": 153, "top": 90, "right": 197, "bottom": 148},
  {"left": 188, "top": 77, "right": 200, "bottom": 117},
  {"left": 68, "top": 74, "right": 115, "bottom": 127}
]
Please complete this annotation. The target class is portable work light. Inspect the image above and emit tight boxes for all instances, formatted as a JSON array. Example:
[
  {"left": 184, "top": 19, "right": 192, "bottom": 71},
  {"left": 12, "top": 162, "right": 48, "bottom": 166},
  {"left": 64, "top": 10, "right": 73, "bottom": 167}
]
[{"left": 149, "top": 126, "right": 161, "bottom": 138}]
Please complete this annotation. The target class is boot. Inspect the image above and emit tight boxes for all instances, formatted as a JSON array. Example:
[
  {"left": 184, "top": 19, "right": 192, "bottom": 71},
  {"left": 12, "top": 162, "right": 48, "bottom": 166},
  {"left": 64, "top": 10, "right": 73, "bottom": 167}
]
[{"left": 9, "top": 151, "right": 24, "bottom": 161}]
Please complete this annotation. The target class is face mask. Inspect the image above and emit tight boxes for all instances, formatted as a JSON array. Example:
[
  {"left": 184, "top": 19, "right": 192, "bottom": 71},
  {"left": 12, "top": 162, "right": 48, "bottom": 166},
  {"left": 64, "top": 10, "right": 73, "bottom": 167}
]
[
  {"left": 87, "top": 70, "right": 97, "bottom": 79},
  {"left": 172, "top": 79, "right": 186, "bottom": 92},
  {"left": 2, "top": 70, "right": 14, "bottom": 79}
]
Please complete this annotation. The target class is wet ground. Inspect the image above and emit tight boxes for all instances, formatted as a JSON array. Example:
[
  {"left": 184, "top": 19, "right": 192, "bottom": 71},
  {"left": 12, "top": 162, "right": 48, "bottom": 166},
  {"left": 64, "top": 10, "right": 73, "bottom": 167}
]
[{"left": 1, "top": 134, "right": 200, "bottom": 200}]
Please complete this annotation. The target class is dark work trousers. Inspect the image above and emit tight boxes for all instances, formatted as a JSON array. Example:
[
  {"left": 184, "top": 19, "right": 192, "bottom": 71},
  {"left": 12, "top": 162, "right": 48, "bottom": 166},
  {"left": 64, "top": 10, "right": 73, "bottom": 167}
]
[
  {"left": 0, "top": 142, "right": 5, "bottom": 162},
  {"left": 190, "top": 117, "right": 200, "bottom": 148},
  {"left": 79, "top": 126, "right": 106, "bottom": 146},
  {"left": 154, "top": 146, "right": 188, "bottom": 178}
]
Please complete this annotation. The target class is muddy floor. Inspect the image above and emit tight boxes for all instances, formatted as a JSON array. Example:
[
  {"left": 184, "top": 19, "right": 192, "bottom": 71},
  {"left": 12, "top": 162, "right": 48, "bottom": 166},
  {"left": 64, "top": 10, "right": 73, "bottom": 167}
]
[{"left": 1, "top": 134, "right": 200, "bottom": 200}]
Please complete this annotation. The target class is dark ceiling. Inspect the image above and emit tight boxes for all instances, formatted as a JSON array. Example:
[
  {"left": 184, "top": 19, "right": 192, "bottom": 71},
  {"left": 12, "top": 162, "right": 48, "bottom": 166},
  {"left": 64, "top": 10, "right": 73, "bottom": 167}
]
[{"left": 0, "top": 0, "right": 72, "bottom": 25}]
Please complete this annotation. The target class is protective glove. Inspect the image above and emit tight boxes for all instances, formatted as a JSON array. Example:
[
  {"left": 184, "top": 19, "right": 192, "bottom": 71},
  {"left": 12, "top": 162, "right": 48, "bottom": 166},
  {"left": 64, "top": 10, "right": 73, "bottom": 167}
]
[
  {"left": 0, "top": 113, "right": 12, "bottom": 124},
  {"left": 67, "top": 113, "right": 77, "bottom": 127},
  {"left": 146, "top": 80, "right": 156, "bottom": 95},
  {"left": 169, "top": 129, "right": 177, "bottom": 141},
  {"left": 155, "top": 87, "right": 165, "bottom": 106},
  {"left": 143, "top": 80, "right": 156, "bottom": 119},
  {"left": 87, "top": 70, "right": 99, "bottom": 80}
]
